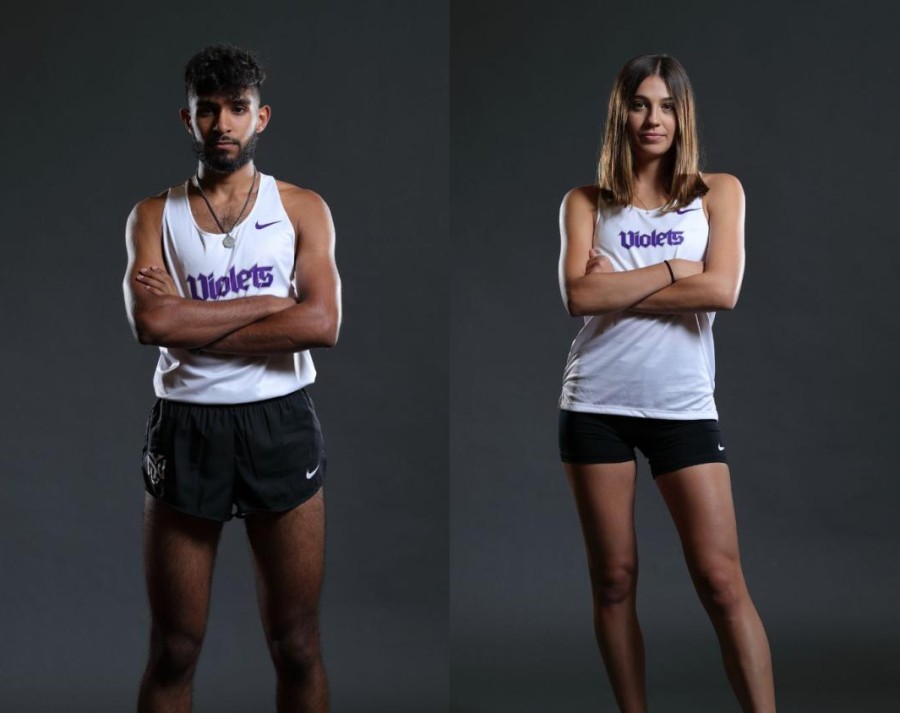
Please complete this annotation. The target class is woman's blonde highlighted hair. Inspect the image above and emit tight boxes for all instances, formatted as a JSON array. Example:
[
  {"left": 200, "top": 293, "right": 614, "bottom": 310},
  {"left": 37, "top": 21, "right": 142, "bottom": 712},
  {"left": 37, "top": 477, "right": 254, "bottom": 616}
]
[{"left": 598, "top": 54, "right": 707, "bottom": 211}]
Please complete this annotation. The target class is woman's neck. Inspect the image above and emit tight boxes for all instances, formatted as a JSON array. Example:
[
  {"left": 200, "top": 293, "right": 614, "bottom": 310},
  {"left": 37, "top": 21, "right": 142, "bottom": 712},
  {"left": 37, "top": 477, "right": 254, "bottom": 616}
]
[{"left": 633, "top": 154, "right": 670, "bottom": 196}]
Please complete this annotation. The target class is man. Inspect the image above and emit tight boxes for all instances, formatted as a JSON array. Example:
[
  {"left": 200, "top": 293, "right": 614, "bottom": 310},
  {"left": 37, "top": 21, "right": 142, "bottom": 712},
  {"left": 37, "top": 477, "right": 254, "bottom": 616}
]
[{"left": 123, "top": 45, "right": 340, "bottom": 712}]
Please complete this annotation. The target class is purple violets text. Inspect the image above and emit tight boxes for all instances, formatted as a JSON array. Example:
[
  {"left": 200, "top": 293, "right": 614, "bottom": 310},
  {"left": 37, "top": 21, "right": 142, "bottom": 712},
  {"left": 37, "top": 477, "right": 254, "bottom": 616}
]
[
  {"left": 619, "top": 230, "right": 684, "bottom": 249},
  {"left": 186, "top": 264, "right": 275, "bottom": 301}
]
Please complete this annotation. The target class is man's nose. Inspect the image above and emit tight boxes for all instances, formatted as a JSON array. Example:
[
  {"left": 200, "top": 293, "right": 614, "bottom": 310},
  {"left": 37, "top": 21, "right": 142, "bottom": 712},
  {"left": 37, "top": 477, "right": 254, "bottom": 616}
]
[{"left": 213, "top": 112, "right": 231, "bottom": 134}]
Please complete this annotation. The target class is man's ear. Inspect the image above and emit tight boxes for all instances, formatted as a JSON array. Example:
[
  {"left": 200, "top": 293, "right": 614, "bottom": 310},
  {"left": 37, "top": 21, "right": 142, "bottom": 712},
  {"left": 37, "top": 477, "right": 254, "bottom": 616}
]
[
  {"left": 255, "top": 104, "right": 271, "bottom": 133},
  {"left": 179, "top": 107, "right": 193, "bottom": 135}
]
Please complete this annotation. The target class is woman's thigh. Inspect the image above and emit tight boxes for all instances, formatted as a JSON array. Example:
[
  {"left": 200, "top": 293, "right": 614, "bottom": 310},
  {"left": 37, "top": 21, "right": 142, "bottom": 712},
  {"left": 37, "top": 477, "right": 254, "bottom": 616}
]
[{"left": 565, "top": 461, "right": 640, "bottom": 583}]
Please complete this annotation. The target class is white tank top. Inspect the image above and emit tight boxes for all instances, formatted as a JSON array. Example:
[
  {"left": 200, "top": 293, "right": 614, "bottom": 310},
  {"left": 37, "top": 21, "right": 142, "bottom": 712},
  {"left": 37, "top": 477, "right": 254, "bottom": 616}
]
[
  {"left": 559, "top": 194, "right": 717, "bottom": 419},
  {"left": 153, "top": 173, "right": 316, "bottom": 404}
]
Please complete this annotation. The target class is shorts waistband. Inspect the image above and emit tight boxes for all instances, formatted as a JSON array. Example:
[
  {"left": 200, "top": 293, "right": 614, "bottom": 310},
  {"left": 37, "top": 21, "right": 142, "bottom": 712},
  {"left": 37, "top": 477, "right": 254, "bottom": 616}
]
[{"left": 159, "top": 388, "right": 308, "bottom": 410}]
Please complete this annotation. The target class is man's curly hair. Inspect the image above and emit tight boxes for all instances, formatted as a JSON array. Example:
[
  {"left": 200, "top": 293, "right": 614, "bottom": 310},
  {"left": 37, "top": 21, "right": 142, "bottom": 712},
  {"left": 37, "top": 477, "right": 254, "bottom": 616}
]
[{"left": 184, "top": 44, "right": 266, "bottom": 99}]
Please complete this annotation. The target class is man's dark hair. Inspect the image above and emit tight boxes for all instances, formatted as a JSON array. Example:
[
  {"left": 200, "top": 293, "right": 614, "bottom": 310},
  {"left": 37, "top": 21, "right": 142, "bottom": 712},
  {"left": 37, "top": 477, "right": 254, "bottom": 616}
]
[{"left": 184, "top": 44, "right": 266, "bottom": 100}]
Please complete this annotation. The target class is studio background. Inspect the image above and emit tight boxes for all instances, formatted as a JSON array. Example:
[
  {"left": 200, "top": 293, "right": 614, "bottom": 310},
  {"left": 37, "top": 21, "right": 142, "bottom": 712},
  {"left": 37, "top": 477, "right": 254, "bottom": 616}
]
[
  {"left": 450, "top": 2, "right": 900, "bottom": 711},
  {"left": 0, "top": 2, "right": 447, "bottom": 711}
]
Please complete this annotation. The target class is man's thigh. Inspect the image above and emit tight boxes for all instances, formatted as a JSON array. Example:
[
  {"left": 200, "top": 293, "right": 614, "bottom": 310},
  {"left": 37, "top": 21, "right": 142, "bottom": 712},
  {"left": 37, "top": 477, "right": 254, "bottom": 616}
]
[
  {"left": 143, "top": 494, "right": 224, "bottom": 634},
  {"left": 245, "top": 490, "right": 326, "bottom": 632}
]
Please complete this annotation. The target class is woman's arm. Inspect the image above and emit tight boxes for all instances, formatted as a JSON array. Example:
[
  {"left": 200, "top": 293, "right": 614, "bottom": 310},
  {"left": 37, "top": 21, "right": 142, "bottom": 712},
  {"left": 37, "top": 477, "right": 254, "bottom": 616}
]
[
  {"left": 628, "top": 173, "right": 745, "bottom": 314},
  {"left": 559, "top": 186, "right": 702, "bottom": 317}
]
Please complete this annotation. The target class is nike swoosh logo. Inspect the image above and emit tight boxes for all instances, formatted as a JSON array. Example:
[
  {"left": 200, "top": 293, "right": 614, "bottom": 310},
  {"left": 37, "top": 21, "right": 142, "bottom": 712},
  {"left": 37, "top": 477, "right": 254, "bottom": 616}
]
[
  {"left": 255, "top": 220, "right": 282, "bottom": 230},
  {"left": 676, "top": 207, "right": 701, "bottom": 214},
  {"left": 306, "top": 464, "right": 320, "bottom": 479},
  {"left": 717, "top": 444, "right": 725, "bottom": 451}
]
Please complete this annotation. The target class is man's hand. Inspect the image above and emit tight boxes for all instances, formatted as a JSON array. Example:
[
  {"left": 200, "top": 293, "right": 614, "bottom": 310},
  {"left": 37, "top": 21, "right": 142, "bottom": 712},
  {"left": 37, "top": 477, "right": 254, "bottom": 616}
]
[
  {"left": 134, "top": 265, "right": 296, "bottom": 309},
  {"left": 135, "top": 266, "right": 180, "bottom": 297},
  {"left": 585, "top": 248, "right": 614, "bottom": 275}
]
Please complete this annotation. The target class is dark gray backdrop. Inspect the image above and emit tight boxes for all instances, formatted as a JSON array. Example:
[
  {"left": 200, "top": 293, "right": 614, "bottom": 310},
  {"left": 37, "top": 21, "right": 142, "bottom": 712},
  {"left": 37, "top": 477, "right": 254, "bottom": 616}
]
[
  {"left": 1, "top": 2, "right": 447, "bottom": 711},
  {"left": 450, "top": 2, "right": 900, "bottom": 711}
]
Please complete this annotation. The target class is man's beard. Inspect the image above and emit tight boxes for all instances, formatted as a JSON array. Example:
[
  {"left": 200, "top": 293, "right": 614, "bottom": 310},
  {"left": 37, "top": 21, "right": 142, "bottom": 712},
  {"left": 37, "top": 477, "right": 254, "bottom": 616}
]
[{"left": 192, "top": 133, "right": 259, "bottom": 174}]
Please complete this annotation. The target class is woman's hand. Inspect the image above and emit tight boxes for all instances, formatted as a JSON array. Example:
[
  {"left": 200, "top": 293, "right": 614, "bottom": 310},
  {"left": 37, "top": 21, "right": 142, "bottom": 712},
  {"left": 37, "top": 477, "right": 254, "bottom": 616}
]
[
  {"left": 585, "top": 252, "right": 702, "bottom": 281},
  {"left": 669, "top": 258, "right": 704, "bottom": 281},
  {"left": 585, "top": 248, "right": 614, "bottom": 274}
]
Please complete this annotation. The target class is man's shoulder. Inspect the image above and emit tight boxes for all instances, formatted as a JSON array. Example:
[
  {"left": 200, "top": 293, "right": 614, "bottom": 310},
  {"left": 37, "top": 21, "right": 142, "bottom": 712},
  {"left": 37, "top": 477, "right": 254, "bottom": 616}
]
[
  {"left": 274, "top": 180, "right": 329, "bottom": 213},
  {"left": 131, "top": 182, "right": 187, "bottom": 221},
  {"left": 128, "top": 189, "right": 170, "bottom": 227}
]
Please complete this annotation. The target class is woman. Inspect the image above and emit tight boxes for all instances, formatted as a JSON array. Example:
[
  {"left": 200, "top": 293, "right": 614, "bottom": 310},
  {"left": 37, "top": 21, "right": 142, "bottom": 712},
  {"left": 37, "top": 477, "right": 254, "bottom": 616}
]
[{"left": 558, "top": 54, "right": 776, "bottom": 712}]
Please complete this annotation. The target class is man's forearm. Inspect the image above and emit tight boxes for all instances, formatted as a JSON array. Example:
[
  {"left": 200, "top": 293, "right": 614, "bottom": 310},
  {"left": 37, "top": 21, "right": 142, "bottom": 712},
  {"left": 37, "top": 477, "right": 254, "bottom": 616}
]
[
  {"left": 134, "top": 294, "right": 292, "bottom": 349},
  {"left": 200, "top": 303, "right": 339, "bottom": 355}
]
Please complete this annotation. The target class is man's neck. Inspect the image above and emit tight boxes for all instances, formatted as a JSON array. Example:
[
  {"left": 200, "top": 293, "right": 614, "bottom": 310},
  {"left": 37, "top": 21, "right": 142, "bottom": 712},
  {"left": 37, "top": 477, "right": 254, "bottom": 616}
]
[{"left": 195, "top": 163, "right": 258, "bottom": 198}]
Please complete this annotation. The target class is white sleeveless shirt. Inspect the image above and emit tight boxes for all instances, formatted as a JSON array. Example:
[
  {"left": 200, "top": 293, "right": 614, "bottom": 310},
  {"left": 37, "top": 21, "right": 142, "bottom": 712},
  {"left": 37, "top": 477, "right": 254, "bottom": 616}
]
[
  {"left": 153, "top": 173, "right": 316, "bottom": 404},
  {"left": 559, "top": 195, "right": 717, "bottom": 419}
]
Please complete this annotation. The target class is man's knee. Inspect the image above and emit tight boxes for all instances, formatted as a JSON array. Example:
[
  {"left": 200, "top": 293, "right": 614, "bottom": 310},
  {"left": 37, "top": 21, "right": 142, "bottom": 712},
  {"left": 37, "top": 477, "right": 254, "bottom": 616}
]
[
  {"left": 270, "top": 618, "right": 322, "bottom": 681},
  {"left": 149, "top": 628, "right": 204, "bottom": 683}
]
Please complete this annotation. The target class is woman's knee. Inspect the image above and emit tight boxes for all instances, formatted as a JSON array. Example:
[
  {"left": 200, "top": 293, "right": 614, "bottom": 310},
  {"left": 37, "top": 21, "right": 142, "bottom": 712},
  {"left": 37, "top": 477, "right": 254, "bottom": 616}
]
[
  {"left": 589, "top": 559, "right": 638, "bottom": 606},
  {"left": 693, "top": 560, "right": 746, "bottom": 616}
]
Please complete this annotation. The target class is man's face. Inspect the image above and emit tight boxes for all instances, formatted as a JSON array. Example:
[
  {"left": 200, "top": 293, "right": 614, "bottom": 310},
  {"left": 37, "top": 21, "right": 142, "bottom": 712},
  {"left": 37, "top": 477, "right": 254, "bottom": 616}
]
[{"left": 181, "top": 89, "right": 270, "bottom": 173}]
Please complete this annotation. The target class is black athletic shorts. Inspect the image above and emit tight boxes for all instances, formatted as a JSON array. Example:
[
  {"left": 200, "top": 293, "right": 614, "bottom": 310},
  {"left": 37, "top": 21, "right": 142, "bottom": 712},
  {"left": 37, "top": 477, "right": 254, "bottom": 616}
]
[
  {"left": 142, "top": 388, "right": 325, "bottom": 521},
  {"left": 558, "top": 409, "right": 727, "bottom": 477}
]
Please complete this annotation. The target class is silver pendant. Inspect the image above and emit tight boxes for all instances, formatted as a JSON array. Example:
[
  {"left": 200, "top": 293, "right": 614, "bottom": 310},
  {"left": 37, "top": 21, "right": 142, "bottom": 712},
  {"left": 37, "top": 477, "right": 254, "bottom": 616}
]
[{"left": 222, "top": 234, "right": 236, "bottom": 249}]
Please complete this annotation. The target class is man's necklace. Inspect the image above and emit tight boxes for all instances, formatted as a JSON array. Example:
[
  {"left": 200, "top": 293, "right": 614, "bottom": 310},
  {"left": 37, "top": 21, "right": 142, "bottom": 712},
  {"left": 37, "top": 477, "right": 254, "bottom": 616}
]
[{"left": 193, "top": 169, "right": 258, "bottom": 248}]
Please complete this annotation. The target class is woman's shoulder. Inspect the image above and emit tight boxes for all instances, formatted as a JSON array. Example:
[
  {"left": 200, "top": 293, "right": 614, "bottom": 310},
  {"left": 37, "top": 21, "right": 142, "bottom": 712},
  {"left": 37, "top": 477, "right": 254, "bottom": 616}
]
[
  {"left": 701, "top": 172, "right": 744, "bottom": 195},
  {"left": 562, "top": 184, "right": 601, "bottom": 208},
  {"left": 700, "top": 173, "right": 744, "bottom": 214}
]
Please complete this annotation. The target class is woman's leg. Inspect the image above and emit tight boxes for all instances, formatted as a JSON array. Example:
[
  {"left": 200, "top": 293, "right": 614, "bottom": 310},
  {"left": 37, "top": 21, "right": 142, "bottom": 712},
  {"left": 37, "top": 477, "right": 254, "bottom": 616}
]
[
  {"left": 566, "top": 461, "right": 647, "bottom": 713},
  {"left": 656, "top": 463, "right": 776, "bottom": 712}
]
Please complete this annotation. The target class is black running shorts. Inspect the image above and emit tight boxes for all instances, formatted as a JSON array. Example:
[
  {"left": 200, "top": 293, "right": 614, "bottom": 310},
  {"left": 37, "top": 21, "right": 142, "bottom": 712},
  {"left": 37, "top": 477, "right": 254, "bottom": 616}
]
[
  {"left": 142, "top": 389, "right": 325, "bottom": 521},
  {"left": 558, "top": 410, "right": 727, "bottom": 477}
]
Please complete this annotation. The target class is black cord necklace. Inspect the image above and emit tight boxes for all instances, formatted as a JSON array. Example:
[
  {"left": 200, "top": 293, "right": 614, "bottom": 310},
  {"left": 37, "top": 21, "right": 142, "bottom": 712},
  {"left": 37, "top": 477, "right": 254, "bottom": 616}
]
[{"left": 193, "top": 169, "right": 258, "bottom": 248}]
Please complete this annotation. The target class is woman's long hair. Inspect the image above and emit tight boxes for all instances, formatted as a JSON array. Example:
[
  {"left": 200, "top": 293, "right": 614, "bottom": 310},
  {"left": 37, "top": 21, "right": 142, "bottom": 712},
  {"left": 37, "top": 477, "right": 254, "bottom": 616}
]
[{"left": 597, "top": 54, "right": 707, "bottom": 211}]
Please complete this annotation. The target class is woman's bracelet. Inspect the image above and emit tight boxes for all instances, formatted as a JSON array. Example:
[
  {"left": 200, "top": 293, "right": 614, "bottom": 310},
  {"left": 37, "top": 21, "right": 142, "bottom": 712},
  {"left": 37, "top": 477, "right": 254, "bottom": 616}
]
[{"left": 663, "top": 260, "right": 675, "bottom": 284}]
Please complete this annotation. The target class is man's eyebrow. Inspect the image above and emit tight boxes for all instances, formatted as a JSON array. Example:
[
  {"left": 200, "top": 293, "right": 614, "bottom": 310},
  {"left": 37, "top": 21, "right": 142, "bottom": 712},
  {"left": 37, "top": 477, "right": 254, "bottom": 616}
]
[{"left": 195, "top": 97, "right": 252, "bottom": 106}]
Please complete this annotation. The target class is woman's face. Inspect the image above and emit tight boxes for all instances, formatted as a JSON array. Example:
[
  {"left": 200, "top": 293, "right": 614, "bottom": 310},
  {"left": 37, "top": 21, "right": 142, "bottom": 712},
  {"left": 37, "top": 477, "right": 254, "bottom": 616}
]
[{"left": 625, "top": 75, "right": 677, "bottom": 159}]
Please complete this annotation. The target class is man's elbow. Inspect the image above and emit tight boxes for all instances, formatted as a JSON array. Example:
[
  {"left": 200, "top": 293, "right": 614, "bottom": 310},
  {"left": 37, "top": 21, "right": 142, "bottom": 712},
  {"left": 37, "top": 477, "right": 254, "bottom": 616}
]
[
  {"left": 322, "top": 310, "right": 342, "bottom": 347},
  {"left": 132, "top": 308, "right": 179, "bottom": 346},
  {"left": 315, "top": 319, "right": 340, "bottom": 348},
  {"left": 132, "top": 312, "right": 163, "bottom": 345},
  {"left": 294, "top": 310, "right": 340, "bottom": 349}
]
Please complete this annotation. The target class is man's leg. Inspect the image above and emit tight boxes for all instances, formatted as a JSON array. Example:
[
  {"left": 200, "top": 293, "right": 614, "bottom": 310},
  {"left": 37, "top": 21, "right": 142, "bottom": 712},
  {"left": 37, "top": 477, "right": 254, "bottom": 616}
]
[
  {"left": 245, "top": 489, "right": 327, "bottom": 712},
  {"left": 138, "top": 494, "right": 223, "bottom": 713}
]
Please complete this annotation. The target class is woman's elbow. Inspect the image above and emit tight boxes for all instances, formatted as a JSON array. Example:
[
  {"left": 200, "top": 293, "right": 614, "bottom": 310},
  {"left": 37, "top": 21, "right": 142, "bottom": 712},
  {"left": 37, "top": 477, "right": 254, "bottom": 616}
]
[
  {"left": 565, "top": 286, "right": 615, "bottom": 317},
  {"left": 714, "top": 284, "right": 740, "bottom": 311},
  {"left": 564, "top": 284, "right": 594, "bottom": 317},
  {"left": 565, "top": 296, "right": 585, "bottom": 317}
]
